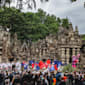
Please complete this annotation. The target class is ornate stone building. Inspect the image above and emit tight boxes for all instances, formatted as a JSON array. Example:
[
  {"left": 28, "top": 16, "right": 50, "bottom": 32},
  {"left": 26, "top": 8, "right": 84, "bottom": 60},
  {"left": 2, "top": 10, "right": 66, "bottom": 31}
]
[{"left": 0, "top": 23, "right": 85, "bottom": 66}]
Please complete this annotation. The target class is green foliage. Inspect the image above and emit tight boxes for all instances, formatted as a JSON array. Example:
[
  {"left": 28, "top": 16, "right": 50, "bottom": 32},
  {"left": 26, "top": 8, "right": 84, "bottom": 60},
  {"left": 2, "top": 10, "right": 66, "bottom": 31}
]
[
  {"left": 82, "top": 35, "right": 85, "bottom": 40},
  {"left": 62, "top": 18, "right": 69, "bottom": 29},
  {"left": 0, "top": 7, "right": 70, "bottom": 42},
  {"left": 62, "top": 64, "right": 76, "bottom": 72}
]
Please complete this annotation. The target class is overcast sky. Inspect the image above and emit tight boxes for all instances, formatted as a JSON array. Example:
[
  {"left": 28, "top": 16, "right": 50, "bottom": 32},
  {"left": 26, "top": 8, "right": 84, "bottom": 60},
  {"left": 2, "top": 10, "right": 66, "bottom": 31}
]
[{"left": 12, "top": 0, "right": 85, "bottom": 34}]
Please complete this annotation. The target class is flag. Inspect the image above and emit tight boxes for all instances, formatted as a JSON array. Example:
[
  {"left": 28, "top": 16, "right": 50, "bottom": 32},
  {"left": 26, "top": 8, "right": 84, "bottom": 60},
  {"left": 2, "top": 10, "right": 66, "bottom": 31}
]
[
  {"left": 36, "top": 65, "right": 40, "bottom": 70},
  {"left": 53, "top": 78, "right": 56, "bottom": 85},
  {"left": 21, "top": 63, "right": 24, "bottom": 66},
  {"left": 50, "top": 65, "right": 55, "bottom": 71},
  {"left": 48, "top": 64, "right": 52, "bottom": 68},
  {"left": 54, "top": 64, "right": 58, "bottom": 71},
  {"left": 40, "top": 63, "right": 46, "bottom": 69},
  {"left": 39, "top": 61, "right": 43, "bottom": 69},
  {"left": 54, "top": 60, "right": 62, "bottom": 68},
  {"left": 57, "top": 61, "right": 62, "bottom": 68},
  {"left": 21, "top": 62, "right": 25, "bottom": 71},
  {"left": 24, "top": 64, "right": 28, "bottom": 70},
  {"left": 54, "top": 60, "right": 58, "bottom": 65},
  {"left": 32, "top": 63, "right": 35, "bottom": 68},
  {"left": 45, "top": 63, "right": 48, "bottom": 68},
  {"left": 29, "top": 60, "right": 34, "bottom": 65},
  {"left": 21, "top": 61, "right": 26, "bottom": 66},
  {"left": 39, "top": 61, "right": 43, "bottom": 66},
  {"left": 35, "top": 62, "right": 39, "bottom": 66},
  {"left": 46, "top": 59, "right": 51, "bottom": 64}
]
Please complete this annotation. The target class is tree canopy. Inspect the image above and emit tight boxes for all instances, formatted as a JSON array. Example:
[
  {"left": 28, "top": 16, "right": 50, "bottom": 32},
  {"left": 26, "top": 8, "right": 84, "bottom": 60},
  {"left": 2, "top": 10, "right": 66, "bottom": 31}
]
[
  {"left": 62, "top": 64, "right": 78, "bottom": 72},
  {"left": 81, "top": 35, "right": 85, "bottom": 40},
  {"left": 0, "top": 7, "right": 70, "bottom": 42}
]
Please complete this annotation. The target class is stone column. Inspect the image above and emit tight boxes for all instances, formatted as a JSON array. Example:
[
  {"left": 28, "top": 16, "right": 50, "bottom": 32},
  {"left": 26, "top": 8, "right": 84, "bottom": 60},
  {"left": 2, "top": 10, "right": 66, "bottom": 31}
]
[
  {"left": 58, "top": 48, "right": 61, "bottom": 56},
  {"left": 73, "top": 48, "right": 75, "bottom": 56},
  {"left": 39, "top": 49, "right": 42, "bottom": 60},
  {"left": 66, "top": 48, "right": 70, "bottom": 64},
  {"left": 77, "top": 48, "right": 80, "bottom": 55},
  {"left": 43, "top": 48, "right": 45, "bottom": 56},
  {"left": 77, "top": 48, "right": 80, "bottom": 64},
  {"left": 0, "top": 56, "right": 1, "bottom": 63},
  {"left": 61, "top": 48, "right": 65, "bottom": 64}
]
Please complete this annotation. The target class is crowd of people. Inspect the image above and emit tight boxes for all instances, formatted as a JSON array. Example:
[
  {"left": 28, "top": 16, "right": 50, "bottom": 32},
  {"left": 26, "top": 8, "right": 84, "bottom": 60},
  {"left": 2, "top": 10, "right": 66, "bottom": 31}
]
[
  {"left": 0, "top": 58, "right": 84, "bottom": 85},
  {"left": 0, "top": 68, "right": 85, "bottom": 85}
]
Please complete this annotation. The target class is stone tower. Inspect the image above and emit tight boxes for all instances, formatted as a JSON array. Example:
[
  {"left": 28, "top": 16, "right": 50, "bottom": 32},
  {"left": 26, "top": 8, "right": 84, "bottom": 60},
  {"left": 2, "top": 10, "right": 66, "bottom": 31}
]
[{"left": 0, "top": 26, "right": 11, "bottom": 63}]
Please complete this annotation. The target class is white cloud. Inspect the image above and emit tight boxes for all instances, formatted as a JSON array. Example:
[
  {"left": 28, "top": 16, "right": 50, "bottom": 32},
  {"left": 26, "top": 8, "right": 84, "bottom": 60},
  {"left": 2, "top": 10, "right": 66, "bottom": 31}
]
[{"left": 35, "top": 0, "right": 85, "bottom": 34}]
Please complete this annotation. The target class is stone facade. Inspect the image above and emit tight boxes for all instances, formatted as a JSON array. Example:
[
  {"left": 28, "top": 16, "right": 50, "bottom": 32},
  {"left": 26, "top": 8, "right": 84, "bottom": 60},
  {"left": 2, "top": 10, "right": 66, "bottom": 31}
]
[
  {"left": 0, "top": 26, "right": 11, "bottom": 62},
  {"left": 0, "top": 24, "right": 85, "bottom": 66}
]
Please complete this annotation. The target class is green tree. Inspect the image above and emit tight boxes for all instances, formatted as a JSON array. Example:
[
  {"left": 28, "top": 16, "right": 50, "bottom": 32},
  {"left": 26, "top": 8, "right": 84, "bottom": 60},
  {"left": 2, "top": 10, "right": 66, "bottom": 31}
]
[
  {"left": 57, "top": 17, "right": 61, "bottom": 26},
  {"left": 0, "top": 7, "right": 70, "bottom": 42},
  {"left": 82, "top": 35, "right": 85, "bottom": 40},
  {"left": 62, "top": 64, "right": 76, "bottom": 72},
  {"left": 62, "top": 18, "right": 69, "bottom": 29}
]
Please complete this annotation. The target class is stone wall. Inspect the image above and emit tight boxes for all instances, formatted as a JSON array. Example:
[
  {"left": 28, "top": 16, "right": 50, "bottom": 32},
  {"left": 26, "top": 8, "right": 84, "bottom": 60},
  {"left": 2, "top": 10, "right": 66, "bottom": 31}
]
[{"left": 0, "top": 24, "right": 84, "bottom": 66}]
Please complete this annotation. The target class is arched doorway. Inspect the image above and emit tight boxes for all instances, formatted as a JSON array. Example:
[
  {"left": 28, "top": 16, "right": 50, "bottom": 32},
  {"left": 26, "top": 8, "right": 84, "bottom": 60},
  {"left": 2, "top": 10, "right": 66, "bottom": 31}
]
[{"left": 8, "top": 57, "right": 14, "bottom": 62}]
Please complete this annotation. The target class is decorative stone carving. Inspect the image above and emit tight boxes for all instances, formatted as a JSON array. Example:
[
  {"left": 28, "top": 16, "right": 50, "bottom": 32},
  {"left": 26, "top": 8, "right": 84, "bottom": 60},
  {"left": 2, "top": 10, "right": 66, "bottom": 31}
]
[
  {"left": 66, "top": 48, "right": 70, "bottom": 64},
  {"left": 73, "top": 48, "right": 76, "bottom": 56},
  {"left": 0, "top": 24, "right": 83, "bottom": 67}
]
